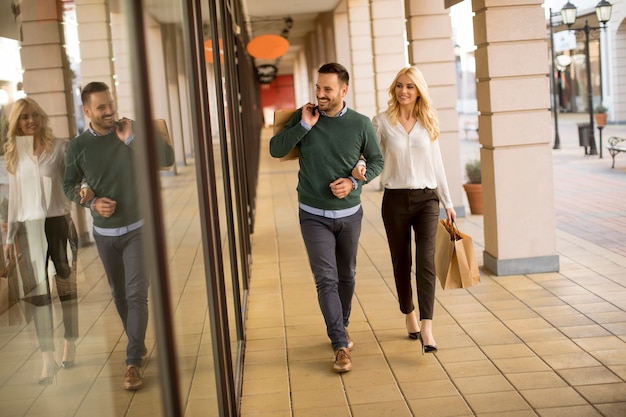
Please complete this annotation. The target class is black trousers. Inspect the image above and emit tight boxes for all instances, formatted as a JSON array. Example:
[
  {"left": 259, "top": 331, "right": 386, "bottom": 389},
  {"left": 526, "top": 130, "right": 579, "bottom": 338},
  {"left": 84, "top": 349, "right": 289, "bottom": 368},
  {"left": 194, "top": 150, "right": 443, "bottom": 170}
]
[
  {"left": 46, "top": 215, "right": 79, "bottom": 341},
  {"left": 381, "top": 188, "right": 439, "bottom": 320},
  {"left": 17, "top": 215, "right": 78, "bottom": 351}
]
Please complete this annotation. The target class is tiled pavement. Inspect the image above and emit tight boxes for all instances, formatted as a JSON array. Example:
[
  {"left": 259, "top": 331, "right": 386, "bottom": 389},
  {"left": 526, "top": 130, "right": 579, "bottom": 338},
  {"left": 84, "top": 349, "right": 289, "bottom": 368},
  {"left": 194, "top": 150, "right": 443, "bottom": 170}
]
[
  {"left": 241, "top": 114, "right": 626, "bottom": 417},
  {"left": 1, "top": 113, "right": 624, "bottom": 417}
]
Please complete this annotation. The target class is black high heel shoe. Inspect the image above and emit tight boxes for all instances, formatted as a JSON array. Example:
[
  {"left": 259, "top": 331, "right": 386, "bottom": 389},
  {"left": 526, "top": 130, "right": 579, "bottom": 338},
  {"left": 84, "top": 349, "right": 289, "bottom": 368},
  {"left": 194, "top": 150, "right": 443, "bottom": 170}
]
[
  {"left": 61, "top": 341, "right": 76, "bottom": 368},
  {"left": 61, "top": 360, "right": 74, "bottom": 369},
  {"left": 405, "top": 318, "right": 420, "bottom": 340},
  {"left": 418, "top": 333, "right": 437, "bottom": 355},
  {"left": 38, "top": 362, "right": 59, "bottom": 385}
]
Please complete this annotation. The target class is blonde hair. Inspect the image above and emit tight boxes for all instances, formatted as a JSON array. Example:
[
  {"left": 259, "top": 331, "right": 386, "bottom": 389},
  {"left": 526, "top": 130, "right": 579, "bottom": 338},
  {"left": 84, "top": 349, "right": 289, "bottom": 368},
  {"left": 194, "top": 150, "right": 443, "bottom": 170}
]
[
  {"left": 385, "top": 66, "right": 439, "bottom": 141},
  {"left": 4, "top": 97, "right": 55, "bottom": 174}
]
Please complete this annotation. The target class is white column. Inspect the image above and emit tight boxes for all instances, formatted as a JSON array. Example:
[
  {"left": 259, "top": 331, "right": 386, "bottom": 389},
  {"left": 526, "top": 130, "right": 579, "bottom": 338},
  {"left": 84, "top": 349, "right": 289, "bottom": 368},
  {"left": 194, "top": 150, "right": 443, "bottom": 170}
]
[
  {"left": 347, "top": 0, "right": 376, "bottom": 117},
  {"left": 75, "top": 0, "right": 116, "bottom": 97},
  {"left": 405, "top": 0, "right": 464, "bottom": 218},
  {"left": 370, "top": 0, "right": 407, "bottom": 113},
  {"left": 20, "top": 0, "right": 75, "bottom": 140},
  {"left": 473, "top": 0, "right": 559, "bottom": 275}
]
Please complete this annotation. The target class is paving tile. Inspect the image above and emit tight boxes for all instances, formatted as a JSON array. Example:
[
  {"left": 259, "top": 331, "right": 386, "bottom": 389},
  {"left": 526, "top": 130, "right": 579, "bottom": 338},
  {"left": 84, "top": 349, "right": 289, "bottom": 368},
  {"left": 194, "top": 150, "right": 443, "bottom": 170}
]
[
  {"left": 575, "top": 382, "right": 626, "bottom": 403},
  {"left": 586, "top": 348, "right": 626, "bottom": 367},
  {"left": 463, "top": 391, "right": 531, "bottom": 414},
  {"left": 350, "top": 401, "right": 413, "bottom": 417},
  {"left": 341, "top": 368, "right": 396, "bottom": 388},
  {"left": 291, "top": 387, "right": 347, "bottom": 409},
  {"left": 400, "top": 378, "right": 460, "bottom": 399},
  {"left": 557, "top": 366, "right": 622, "bottom": 386},
  {"left": 432, "top": 345, "right": 487, "bottom": 363},
  {"left": 345, "top": 383, "right": 403, "bottom": 405},
  {"left": 519, "top": 386, "right": 588, "bottom": 408},
  {"left": 292, "top": 406, "right": 350, "bottom": 417},
  {"left": 541, "top": 351, "right": 602, "bottom": 369},
  {"left": 572, "top": 335, "right": 626, "bottom": 351},
  {"left": 453, "top": 374, "right": 514, "bottom": 395},
  {"left": 481, "top": 343, "right": 535, "bottom": 359},
  {"left": 506, "top": 371, "right": 568, "bottom": 390},
  {"left": 595, "top": 402, "right": 626, "bottom": 417},
  {"left": 492, "top": 356, "right": 552, "bottom": 373},
  {"left": 559, "top": 324, "right": 612, "bottom": 338},
  {"left": 406, "top": 395, "right": 472, "bottom": 417},
  {"left": 443, "top": 359, "right": 501, "bottom": 378},
  {"left": 535, "top": 405, "right": 603, "bottom": 417}
]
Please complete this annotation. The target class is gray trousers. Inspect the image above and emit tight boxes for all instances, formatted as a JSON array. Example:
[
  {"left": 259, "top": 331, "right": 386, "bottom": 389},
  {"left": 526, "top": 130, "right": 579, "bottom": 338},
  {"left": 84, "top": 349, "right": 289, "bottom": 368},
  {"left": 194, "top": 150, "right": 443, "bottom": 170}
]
[
  {"left": 299, "top": 207, "right": 362, "bottom": 351},
  {"left": 94, "top": 227, "right": 148, "bottom": 367}
]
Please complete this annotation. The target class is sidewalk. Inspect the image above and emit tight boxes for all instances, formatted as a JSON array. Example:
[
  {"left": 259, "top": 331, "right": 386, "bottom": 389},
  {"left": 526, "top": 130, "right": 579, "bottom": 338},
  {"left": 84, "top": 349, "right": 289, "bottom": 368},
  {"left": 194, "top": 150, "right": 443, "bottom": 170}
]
[
  {"left": 241, "top": 118, "right": 626, "bottom": 417},
  {"left": 551, "top": 114, "right": 626, "bottom": 258},
  {"left": 458, "top": 112, "right": 626, "bottom": 258}
]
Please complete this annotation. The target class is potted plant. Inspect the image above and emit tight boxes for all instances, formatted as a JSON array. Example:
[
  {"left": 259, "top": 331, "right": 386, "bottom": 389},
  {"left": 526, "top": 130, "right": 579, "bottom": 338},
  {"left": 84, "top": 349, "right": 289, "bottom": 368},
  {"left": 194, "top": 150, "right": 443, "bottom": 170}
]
[
  {"left": 463, "top": 159, "right": 482, "bottom": 215},
  {"left": 594, "top": 104, "right": 608, "bottom": 127}
]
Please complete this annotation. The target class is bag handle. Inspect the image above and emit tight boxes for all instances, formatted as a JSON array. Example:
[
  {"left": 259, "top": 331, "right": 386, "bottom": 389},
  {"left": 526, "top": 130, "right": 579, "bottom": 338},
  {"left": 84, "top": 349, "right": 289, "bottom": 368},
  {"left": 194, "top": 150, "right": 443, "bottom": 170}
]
[{"left": 441, "top": 219, "right": 462, "bottom": 241}]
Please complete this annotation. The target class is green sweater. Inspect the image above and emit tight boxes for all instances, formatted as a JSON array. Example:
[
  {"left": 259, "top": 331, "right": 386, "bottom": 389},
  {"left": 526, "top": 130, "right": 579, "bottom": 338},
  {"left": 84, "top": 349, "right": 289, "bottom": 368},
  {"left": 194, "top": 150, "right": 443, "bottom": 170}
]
[
  {"left": 64, "top": 130, "right": 173, "bottom": 229},
  {"left": 270, "top": 108, "right": 383, "bottom": 210}
]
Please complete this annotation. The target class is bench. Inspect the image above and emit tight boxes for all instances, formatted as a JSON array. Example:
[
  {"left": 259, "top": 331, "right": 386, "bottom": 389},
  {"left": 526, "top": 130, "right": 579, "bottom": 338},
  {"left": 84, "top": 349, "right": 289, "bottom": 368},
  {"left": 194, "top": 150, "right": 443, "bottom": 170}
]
[{"left": 608, "top": 136, "right": 626, "bottom": 168}]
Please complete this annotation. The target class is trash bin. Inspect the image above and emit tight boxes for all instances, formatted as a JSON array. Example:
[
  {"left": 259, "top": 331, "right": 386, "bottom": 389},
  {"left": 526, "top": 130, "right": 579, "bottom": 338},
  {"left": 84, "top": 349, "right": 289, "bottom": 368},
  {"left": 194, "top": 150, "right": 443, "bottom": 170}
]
[{"left": 578, "top": 123, "right": 590, "bottom": 147}]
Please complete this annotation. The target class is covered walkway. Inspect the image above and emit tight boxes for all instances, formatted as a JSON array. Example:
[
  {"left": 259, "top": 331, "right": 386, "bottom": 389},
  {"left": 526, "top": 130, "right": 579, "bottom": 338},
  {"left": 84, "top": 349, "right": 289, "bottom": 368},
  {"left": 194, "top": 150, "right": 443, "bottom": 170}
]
[{"left": 240, "top": 116, "right": 626, "bottom": 416}]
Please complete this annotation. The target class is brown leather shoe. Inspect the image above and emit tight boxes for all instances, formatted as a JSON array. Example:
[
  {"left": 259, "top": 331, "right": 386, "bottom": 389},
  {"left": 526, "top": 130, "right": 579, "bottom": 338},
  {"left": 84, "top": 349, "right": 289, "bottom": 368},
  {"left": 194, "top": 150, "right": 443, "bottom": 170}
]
[
  {"left": 124, "top": 365, "right": 143, "bottom": 390},
  {"left": 345, "top": 327, "right": 354, "bottom": 350},
  {"left": 333, "top": 347, "right": 352, "bottom": 373}
]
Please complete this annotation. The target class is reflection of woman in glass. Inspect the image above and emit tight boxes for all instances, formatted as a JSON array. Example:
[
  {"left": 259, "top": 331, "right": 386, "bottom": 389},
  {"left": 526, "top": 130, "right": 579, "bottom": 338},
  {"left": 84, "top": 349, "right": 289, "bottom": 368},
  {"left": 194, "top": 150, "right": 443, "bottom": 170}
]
[{"left": 4, "top": 97, "right": 85, "bottom": 384}]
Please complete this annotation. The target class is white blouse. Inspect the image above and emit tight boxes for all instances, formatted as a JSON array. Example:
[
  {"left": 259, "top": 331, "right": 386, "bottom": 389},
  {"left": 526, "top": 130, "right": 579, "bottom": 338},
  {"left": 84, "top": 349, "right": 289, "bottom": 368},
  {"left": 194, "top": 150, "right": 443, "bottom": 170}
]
[
  {"left": 6, "top": 136, "right": 70, "bottom": 244},
  {"left": 372, "top": 112, "right": 453, "bottom": 209}
]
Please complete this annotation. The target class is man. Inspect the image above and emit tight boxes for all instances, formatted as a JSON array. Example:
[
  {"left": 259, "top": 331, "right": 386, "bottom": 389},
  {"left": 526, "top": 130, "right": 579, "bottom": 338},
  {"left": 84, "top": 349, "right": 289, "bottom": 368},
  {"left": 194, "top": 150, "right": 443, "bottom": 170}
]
[
  {"left": 269, "top": 63, "right": 384, "bottom": 372},
  {"left": 64, "top": 81, "right": 174, "bottom": 390}
]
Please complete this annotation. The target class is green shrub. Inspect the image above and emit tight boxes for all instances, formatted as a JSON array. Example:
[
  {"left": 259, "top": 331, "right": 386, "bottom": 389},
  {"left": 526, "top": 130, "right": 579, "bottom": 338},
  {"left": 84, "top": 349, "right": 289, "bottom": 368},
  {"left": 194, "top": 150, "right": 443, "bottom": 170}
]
[{"left": 465, "top": 159, "right": 481, "bottom": 184}]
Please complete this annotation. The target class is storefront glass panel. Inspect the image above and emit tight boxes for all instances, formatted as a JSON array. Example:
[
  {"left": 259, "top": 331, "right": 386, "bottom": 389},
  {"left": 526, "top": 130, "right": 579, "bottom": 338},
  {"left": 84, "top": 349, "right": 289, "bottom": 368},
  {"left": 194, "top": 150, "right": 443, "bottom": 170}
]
[{"left": 0, "top": 0, "right": 253, "bottom": 415}]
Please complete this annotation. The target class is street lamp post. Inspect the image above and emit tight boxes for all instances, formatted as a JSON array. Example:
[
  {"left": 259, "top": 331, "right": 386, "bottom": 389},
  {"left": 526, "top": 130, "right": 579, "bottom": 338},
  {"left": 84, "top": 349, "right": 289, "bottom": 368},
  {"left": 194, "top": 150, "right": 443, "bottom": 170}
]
[
  {"left": 560, "top": 1, "right": 612, "bottom": 156},
  {"left": 549, "top": 9, "right": 561, "bottom": 149}
]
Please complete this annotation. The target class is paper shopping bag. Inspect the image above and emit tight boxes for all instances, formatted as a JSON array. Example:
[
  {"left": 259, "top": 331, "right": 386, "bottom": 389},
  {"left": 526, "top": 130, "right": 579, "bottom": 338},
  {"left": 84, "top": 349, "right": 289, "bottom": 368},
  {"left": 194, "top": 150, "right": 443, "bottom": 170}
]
[
  {"left": 0, "top": 276, "right": 8, "bottom": 315},
  {"left": 0, "top": 253, "right": 30, "bottom": 326},
  {"left": 273, "top": 109, "right": 299, "bottom": 161},
  {"left": 435, "top": 220, "right": 480, "bottom": 289}
]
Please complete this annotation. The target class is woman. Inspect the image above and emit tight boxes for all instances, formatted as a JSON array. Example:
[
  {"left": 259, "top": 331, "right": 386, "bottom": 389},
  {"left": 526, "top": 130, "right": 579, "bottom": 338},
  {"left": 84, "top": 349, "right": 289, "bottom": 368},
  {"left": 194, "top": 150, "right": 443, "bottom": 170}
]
[
  {"left": 353, "top": 66, "right": 456, "bottom": 353},
  {"left": 4, "top": 97, "right": 87, "bottom": 383}
]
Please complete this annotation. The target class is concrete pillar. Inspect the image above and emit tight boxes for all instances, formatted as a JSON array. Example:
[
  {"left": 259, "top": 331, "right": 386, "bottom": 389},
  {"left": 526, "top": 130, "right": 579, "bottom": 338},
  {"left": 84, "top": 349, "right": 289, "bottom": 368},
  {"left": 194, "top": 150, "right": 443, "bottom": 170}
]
[
  {"left": 20, "top": 0, "right": 75, "bottom": 141},
  {"left": 347, "top": 0, "right": 377, "bottom": 117},
  {"left": 405, "top": 0, "right": 465, "bottom": 218},
  {"left": 75, "top": 0, "right": 116, "bottom": 95},
  {"left": 20, "top": 0, "right": 92, "bottom": 245},
  {"left": 333, "top": 2, "right": 352, "bottom": 108},
  {"left": 472, "top": 0, "right": 559, "bottom": 275},
  {"left": 371, "top": 0, "right": 407, "bottom": 113},
  {"left": 164, "top": 25, "right": 187, "bottom": 168},
  {"left": 74, "top": 0, "right": 118, "bottom": 245}
]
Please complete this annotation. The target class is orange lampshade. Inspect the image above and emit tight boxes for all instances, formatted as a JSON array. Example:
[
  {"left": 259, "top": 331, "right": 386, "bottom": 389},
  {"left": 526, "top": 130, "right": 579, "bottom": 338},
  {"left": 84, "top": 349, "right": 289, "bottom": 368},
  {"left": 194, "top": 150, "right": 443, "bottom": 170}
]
[
  {"left": 246, "top": 34, "right": 289, "bottom": 59},
  {"left": 204, "top": 39, "right": 224, "bottom": 63}
]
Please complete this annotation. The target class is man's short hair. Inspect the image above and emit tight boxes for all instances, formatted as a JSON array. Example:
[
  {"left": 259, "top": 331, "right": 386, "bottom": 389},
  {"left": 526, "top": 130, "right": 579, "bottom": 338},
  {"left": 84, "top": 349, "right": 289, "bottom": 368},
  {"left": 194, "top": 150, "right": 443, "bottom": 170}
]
[
  {"left": 81, "top": 81, "right": 110, "bottom": 106},
  {"left": 318, "top": 63, "right": 349, "bottom": 86}
]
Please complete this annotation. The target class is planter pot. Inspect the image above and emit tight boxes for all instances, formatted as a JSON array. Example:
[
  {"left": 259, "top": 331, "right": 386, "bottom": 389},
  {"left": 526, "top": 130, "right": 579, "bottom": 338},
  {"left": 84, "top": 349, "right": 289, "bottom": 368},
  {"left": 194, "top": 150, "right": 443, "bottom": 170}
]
[
  {"left": 594, "top": 113, "right": 607, "bottom": 127},
  {"left": 463, "top": 183, "right": 483, "bottom": 215}
]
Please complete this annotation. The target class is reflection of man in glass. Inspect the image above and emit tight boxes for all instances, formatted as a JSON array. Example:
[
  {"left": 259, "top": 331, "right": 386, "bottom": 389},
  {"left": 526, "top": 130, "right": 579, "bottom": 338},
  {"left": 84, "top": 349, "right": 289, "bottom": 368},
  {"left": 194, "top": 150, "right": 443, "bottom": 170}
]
[{"left": 64, "top": 81, "right": 173, "bottom": 390}]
